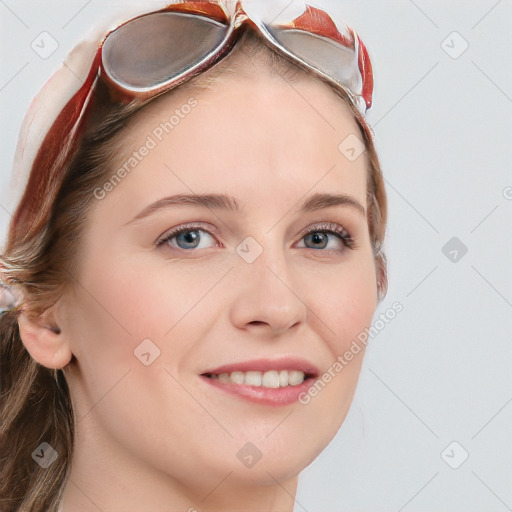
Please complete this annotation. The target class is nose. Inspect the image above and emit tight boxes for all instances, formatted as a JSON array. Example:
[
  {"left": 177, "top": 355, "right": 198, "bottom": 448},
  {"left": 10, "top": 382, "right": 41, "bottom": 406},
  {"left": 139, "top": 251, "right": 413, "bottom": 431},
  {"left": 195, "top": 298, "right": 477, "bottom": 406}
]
[{"left": 229, "top": 244, "right": 307, "bottom": 337}]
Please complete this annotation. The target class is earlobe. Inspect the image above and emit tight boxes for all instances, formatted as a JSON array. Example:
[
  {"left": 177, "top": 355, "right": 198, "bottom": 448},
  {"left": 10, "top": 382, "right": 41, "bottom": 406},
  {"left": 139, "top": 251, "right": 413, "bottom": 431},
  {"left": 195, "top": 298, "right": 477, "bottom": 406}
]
[{"left": 17, "top": 308, "right": 72, "bottom": 370}]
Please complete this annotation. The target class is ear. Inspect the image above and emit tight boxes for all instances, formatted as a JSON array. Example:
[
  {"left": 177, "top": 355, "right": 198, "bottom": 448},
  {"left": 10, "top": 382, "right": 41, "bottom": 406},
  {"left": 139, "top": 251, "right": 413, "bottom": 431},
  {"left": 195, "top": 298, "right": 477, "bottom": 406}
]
[{"left": 17, "top": 301, "right": 72, "bottom": 370}]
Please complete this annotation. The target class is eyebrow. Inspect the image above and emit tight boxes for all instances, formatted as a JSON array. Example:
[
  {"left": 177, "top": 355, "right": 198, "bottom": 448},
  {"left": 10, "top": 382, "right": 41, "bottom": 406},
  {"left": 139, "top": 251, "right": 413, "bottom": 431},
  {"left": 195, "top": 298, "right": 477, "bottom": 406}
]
[{"left": 126, "top": 192, "right": 366, "bottom": 225}]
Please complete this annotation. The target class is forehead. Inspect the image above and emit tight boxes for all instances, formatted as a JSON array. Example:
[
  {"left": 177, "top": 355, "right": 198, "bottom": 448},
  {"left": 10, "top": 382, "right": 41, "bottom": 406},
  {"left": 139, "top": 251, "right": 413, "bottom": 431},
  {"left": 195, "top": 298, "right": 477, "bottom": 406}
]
[{"left": 109, "top": 69, "right": 368, "bottom": 201}]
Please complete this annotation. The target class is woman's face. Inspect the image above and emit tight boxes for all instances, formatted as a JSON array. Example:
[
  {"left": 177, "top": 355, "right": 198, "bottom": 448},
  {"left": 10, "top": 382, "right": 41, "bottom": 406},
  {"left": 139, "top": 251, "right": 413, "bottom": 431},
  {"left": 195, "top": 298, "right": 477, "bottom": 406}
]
[{"left": 60, "top": 59, "right": 378, "bottom": 494}]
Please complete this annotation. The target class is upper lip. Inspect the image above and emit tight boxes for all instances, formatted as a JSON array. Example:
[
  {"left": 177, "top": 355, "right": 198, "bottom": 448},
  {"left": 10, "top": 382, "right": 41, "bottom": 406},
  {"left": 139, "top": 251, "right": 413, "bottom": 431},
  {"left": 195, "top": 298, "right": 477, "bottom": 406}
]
[{"left": 201, "top": 357, "right": 320, "bottom": 378}]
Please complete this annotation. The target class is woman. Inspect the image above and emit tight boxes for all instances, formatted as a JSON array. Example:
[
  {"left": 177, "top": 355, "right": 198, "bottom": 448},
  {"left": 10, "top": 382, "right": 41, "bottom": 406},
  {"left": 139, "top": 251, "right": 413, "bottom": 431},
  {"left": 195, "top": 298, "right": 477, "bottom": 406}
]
[{"left": 0, "top": 1, "right": 388, "bottom": 510}]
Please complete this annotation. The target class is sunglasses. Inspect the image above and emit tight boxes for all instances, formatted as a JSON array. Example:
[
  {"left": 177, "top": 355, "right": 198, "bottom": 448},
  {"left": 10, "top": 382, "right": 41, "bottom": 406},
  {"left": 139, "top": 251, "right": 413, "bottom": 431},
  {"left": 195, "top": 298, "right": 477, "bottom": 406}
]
[
  {"left": 10, "top": 0, "right": 374, "bottom": 248},
  {"left": 98, "top": 0, "right": 373, "bottom": 107}
]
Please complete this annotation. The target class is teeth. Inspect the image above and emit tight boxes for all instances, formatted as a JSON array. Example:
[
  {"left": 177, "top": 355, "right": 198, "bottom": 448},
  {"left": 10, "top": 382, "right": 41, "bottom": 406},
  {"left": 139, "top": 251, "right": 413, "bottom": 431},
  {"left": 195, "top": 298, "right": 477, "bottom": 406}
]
[
  {"left": 209, "top": 370, "right": 306, "bottom": 387},
  {"left": 245, "top": 371, "right": 262, "bottom": 386},
  {"left": 288, "top": 370, "right": 305, "bottom": 386},
  {"left": 230, "top": 371, "right": 244, "bottom": 384},
  {"left": 262, "top": 370, "right": 279, "bottom": 388}
]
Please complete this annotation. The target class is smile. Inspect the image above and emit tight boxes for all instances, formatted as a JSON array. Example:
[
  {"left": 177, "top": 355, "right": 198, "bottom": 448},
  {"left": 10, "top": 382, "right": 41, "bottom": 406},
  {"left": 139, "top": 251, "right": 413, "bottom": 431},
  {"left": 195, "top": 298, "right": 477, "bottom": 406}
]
[
  {"left": 200, "top": 358, "right": 319, "bottom": 406},
  {"left": 204, "top": 369, "right": 309, "bottom": 387}
]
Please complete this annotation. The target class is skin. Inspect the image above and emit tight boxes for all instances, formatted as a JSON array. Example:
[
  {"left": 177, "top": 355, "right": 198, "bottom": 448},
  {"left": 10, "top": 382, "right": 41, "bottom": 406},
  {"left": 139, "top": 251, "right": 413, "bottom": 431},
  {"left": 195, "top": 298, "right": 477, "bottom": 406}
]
[{"left": 18, "top": 49, "right": 378, "bottom": 512}]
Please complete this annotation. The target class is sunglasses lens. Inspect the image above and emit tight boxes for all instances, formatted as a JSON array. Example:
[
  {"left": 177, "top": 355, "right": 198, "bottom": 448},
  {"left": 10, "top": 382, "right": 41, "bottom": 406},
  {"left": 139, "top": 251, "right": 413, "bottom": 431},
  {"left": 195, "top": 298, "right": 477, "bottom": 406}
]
[
  {"left": 265, "top": 26, "right": 361, "bottom": 95},
  {"left": 102, "top": 12, "right": 229, "bottom": 90}
]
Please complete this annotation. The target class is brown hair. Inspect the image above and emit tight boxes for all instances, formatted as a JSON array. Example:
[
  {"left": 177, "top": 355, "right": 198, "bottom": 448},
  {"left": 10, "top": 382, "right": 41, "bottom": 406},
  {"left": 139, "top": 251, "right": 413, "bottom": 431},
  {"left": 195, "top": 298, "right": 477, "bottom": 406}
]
[{"left": 0, "top": 28, "right": 387, "bottom": 511}]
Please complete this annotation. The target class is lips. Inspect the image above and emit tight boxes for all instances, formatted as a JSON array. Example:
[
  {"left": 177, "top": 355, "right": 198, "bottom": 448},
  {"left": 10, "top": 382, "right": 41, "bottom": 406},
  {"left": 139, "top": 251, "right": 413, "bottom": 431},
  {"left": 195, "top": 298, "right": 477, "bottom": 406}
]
[{"left": 199, "top": 357, "right": 320, "bottom": 406}]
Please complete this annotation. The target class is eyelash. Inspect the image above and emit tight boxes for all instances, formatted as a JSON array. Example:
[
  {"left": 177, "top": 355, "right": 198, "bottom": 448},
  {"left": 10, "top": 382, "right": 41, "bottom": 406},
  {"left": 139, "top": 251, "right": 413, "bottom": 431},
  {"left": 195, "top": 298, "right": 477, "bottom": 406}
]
[{"left": 156, "top": 221, "right": 356, "bottom": 253}]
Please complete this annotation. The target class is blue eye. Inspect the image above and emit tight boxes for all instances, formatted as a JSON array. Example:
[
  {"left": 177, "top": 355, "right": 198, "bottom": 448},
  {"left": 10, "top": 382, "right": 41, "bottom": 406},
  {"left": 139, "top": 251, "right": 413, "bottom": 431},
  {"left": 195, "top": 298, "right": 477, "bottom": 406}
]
[
  {"left": 157, "top": 223, "right": 218, "bottom": 250},
  {"left": 157, "top": 222, "right": 355, "bottom": 252},
  {"left": 298, "top": 224, "right": 355, "bottom": 251}
]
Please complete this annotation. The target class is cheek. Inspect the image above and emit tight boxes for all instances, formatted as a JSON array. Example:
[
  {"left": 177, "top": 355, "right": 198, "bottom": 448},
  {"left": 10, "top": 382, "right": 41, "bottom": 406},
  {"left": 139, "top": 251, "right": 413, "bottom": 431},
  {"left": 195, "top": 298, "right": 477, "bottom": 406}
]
[
  {"left": 74, "top": 251, "right": 202, "bottom": 341},
  {"left": 302, "top": 251, "right": 376, "bottom": 413},
  {"left": 64, "top": 251, "right": 164, "bottom": 393},
  {"left": 269, "top": 257, "right": 377, "bottom": 464},
  {"left": 68, "top": 248, "right": 228, "bottom": 385},
  {"left": 312, "top": 251, "right": 378, "bottom": 351}
]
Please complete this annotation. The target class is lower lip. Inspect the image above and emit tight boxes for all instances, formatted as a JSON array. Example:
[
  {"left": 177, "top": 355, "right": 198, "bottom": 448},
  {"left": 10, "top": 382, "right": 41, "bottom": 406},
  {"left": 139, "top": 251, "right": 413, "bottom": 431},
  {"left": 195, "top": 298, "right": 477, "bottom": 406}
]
[{"left": 199, "top": 375, "right": 317, "bottom": 406}]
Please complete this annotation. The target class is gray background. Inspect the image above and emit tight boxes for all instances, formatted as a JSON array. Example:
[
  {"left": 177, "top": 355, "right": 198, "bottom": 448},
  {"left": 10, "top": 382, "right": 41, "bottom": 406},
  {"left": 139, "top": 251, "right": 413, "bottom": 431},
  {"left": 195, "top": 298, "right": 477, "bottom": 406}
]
[{"left": 1, "top": 1, "right": 511, "bottom": 510}]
